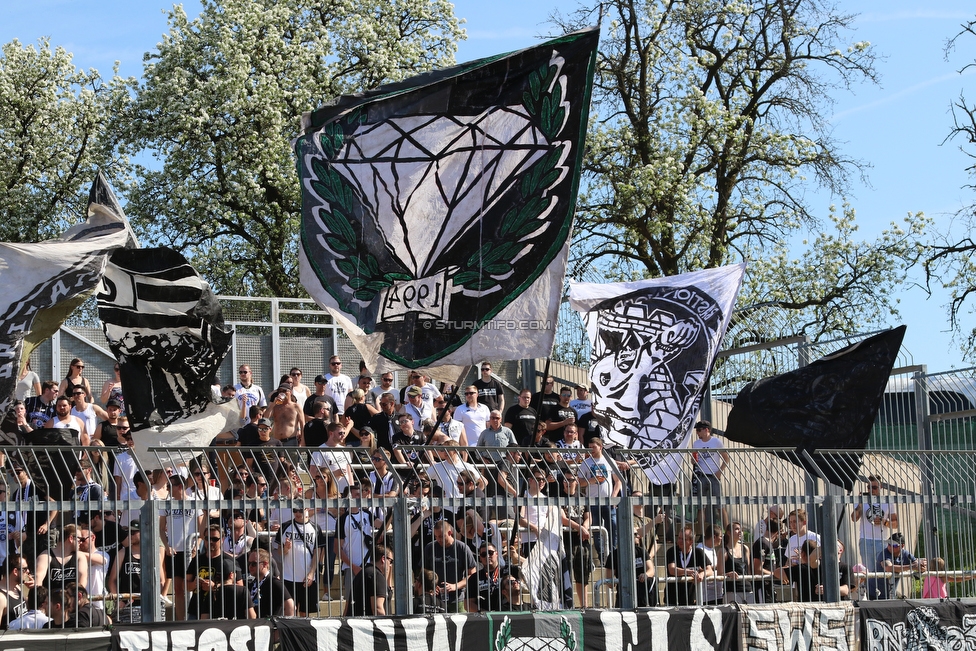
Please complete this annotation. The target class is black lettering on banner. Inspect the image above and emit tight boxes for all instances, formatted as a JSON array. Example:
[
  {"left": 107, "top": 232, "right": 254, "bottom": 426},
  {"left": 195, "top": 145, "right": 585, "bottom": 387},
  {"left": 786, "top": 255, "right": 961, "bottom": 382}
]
[
  {"left": 743, "top": 603, "right": 853, "bottom": 651},
  {"left": 113, "top": 621, "right": 272, "bottom": 651}
]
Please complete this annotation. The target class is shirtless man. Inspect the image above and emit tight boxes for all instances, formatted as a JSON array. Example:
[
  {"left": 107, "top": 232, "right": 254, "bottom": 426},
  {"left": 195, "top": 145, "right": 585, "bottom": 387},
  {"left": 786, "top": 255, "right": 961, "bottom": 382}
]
[
  {"left": 269, "top": 388, "right": 304, "bottom": 446},
  {"left": 44, "top": 395, "right": 89, "bottom": 446}
]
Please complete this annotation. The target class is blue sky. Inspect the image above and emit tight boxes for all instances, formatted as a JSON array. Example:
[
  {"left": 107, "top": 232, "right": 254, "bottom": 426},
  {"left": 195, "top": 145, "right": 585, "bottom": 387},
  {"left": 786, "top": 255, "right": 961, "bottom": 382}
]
[{"left": 2, "top": 0, "right": 975, "bottom": 372}]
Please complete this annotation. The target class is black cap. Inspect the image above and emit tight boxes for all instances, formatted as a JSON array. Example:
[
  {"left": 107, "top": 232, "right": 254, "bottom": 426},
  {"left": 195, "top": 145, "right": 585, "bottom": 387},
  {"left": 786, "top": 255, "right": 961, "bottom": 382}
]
[
  {"left": 314, "top": 374, "right": 327, "bottom": 384},
  {"left": 106, "top": 399, "right": 122, "bottom": 408}
]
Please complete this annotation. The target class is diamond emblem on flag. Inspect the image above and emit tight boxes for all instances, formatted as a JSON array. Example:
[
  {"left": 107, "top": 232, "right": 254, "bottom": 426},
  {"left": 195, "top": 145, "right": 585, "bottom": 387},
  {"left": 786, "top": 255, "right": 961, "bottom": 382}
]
[{"left": 331, "top": 107, "right": 550, "bottom": 277}]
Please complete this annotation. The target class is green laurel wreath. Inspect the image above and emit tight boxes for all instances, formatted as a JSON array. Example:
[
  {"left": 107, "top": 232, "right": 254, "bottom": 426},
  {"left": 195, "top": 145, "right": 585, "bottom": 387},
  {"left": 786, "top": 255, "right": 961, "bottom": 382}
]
[
  {"left": 310, "top": 110, "right": 413, "bottom": 302},
  {"left": 454, "top": 61, "right": 568, "bottom": 292},
  {"left": 312, "top": 61, "right": 568, "bottom": 301},
  {"left": 494, "top": 616, "right": 513, "bottom": 651},
  {"left": 560, "top": 617, "right": 577, "bottom": 651}
]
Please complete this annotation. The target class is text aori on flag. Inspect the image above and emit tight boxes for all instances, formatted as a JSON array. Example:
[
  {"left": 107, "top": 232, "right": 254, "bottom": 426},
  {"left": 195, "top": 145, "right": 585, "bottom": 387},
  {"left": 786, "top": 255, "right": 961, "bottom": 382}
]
[{"left": 296, "top": 28, "right": 600, "bottom": 374}]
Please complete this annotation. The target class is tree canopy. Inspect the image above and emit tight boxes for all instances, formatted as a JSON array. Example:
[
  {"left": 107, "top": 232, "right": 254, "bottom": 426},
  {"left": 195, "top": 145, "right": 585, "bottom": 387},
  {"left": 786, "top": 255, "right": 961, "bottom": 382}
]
[
  {"left": 925, "top": 18, "right": 976, "bottom": 361},
  {"left": 0, "top": 38, "right": 133, "bottom": 241},
  {"left": 554, "top": 0, "right": 927, "bottom": 342},
  {"left": 121, "top": 0, "right": 465, "bottom": 297}
]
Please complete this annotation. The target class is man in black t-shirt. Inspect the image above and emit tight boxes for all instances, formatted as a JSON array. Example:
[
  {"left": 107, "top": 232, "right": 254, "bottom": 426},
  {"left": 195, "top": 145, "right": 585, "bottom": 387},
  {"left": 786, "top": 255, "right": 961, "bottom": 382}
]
[
  {"left": 247, "top": 548, "right": 294, "bottom": 618},
  {"left": 209, "top": 558, "right": 255, "bottom": 620},
  {"left": 346, "top": 545, "right": 392, "bottom": 616},
  {"left": 532, "top": 378, "right": 560, "bottom": 422},
  {"left": 545, "top": 387, "right": 578, "bottom": 444},
  {"left": 186, "top": 525, "right": 238, "bottom": 619},
  {"left": 236, "top": 406, "right": 264, "bottom": 447},
  {"left": 472, "top": 363, "right": 505, "bottom": 412},
  {"left": 665, "top": 524, "right": 711, "bottom": 606},
  {"left": 504, "top": 389, "right": 539, "bottom": 446}
]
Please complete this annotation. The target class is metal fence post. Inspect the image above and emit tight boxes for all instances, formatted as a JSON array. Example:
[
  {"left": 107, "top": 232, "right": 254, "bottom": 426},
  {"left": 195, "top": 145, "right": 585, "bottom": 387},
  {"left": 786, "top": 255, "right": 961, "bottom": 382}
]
[
  {"left": 615, "top": 493, "right": 636, "bottom": 609},
  {"left": 916, "top": 368, "right": 940, "bottom": 560},
  {"left": 821, "top": 492, "right": 841, "bottom": 603},
  {"left": 141, "top": 499, "right": 163, "bottom": 623},
  {"left": 392, "top": 497, "right": 412, "bottom": 614}
]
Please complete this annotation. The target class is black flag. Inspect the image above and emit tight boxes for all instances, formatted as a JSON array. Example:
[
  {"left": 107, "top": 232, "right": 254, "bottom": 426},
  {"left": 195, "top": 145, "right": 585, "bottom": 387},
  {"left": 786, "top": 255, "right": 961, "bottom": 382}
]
[
  {"left": 97, "top": 247, "right": 233, "bottom": 431},
  {"left": 723, "top": 326, "right": 906, "bottom": 489}
]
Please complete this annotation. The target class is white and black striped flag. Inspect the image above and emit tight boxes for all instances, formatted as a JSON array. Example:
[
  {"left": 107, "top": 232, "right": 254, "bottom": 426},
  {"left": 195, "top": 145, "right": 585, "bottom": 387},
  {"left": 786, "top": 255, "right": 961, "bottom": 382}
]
[
  {"left": 97, "top": 247, "right": 233, "bottom": 431},
  {"left": 0, "top": 172, "right": 134, "bottom": 429}
]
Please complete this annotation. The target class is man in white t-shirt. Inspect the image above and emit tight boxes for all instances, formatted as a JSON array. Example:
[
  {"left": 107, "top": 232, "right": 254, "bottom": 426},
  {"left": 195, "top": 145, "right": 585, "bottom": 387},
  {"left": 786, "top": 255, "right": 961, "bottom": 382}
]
[
  {"left": 690, "top": 421, "right": 730, "bottom": 532},
  {"left": 578, "top": 437, "right": 620, "bottom": 561},
  {"left": 569, "top": 385, "right": 592, "bottom": 417},
  {"left": 324, "top": 356, "right": 353, "bottom": 415},
  {"left": 311, "top": 422, "right": 354, "bottom": 495},
  {"left": 852, "top": 475, "right": 894, "bottom": 568},
  {"left": 785, "top": 508, "right": 821, "bottom": 565},
  {"left": 454, "top": 386, "right": 491, "bottom": 443},
  {"left": 234, "top": 364, "right": 267, "bottom": 413}
]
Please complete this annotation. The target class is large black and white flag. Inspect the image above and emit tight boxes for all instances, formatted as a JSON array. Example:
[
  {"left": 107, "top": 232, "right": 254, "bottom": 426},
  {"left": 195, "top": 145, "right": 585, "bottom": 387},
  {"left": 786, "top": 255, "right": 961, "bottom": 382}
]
[
  {"left": 98, "top": 247, "right": 233, "bottom": 431},
  {"left": 569, "top": 265, "right": 744, "bottom": 483},
  {"left": 296, "top": 29, "right": 599, "bottom": 375},
  {"left": 724, "top": 326, "right": 905, "bottom": 489},
  {"left": 0, "top": 172, "right": 135, "bottom": 421}
]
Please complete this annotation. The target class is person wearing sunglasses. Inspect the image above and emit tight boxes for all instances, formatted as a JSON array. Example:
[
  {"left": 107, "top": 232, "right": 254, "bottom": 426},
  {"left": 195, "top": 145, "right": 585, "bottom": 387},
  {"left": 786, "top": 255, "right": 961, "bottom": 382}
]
[
  {"left": 185, "top": 524, "right": 238, "bottom": 620},
  {"left": 323, "top": 356, "right": 353, "bottom": 416},
  {"left": 234, "top": 365, "right": 267, "bottom": 415},
  {"left": 472, "top": 363, "right": 505, "bottom": 412},
  {"left": 68, "top": 386, "right": 107, "bottom": 445},
  {"left": 58, "top": 358, "right": 91, "bottom": 398},
  {"left": 455, "top": 386, "right": 490, "bottom": 444},
  {"left": 466, "top": 544, "right": 506, "bottom": 612}
]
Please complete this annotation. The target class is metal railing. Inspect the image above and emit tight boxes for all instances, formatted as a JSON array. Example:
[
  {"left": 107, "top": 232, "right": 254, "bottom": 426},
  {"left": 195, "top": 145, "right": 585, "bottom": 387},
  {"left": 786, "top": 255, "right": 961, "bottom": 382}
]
[{"left": 3, "top": 443, "right": 976, "bottom": 627}]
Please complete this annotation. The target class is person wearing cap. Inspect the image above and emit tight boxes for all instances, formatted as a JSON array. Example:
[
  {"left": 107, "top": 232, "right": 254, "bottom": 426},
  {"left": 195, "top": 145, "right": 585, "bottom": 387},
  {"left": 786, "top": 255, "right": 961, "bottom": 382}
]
[
  {"left": 323, "top": 355, "right": 353, "bottom": 416},
  {"left": 93, "top": 398, "right": 124, "bottom": 447},
  {"left": 875, "top": 532, "right": 926, "bottom": 599},
  {"left": 569, "top": 385, "right": 592, "bottom": 418},
  {"left": 206, "top": 557, "right": 255, "bottom": 620},
  {"left": 186, "top": 524, "right": 238, "bottom": 620},
  {"left": 275, "top": 504, "right": 321, "bottom": 617},
  {"left": 268, "top": 386, "right": 304, "bottom": 446},
  {"left": 108, "top": 520, "right": 146, "bottom": 623},
  {"left": 401, "top": 385, "right": 433, "bottom": 427},
  {"left": 303, "top": 375, "right": 339, "bottom": 420},
  {"left": 399, "top": 372, "right": 441, "bottom": 412}
]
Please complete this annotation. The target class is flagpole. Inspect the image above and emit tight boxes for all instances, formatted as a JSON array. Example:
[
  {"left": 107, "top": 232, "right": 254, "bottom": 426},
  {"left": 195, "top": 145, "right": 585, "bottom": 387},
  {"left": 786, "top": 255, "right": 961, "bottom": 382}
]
[
  {"left": 528, "top": 357, "right": 553, "bottom": 444},
  {"left": 425, "top": 365, "right": 472, "bottom": 445}
]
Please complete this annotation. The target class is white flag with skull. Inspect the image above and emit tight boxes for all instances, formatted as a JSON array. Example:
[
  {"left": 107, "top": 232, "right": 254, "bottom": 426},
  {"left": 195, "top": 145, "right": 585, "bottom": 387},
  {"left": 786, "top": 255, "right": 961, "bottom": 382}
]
[{"left": 569, "top": 264, "right": 745, "bottom": 483}]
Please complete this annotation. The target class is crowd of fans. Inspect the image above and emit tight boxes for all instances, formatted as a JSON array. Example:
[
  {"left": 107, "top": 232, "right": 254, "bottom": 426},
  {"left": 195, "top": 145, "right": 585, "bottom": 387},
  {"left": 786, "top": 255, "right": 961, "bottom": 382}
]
[{"left": 0, "top": 356, "right": 946, "bottom": 628}]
